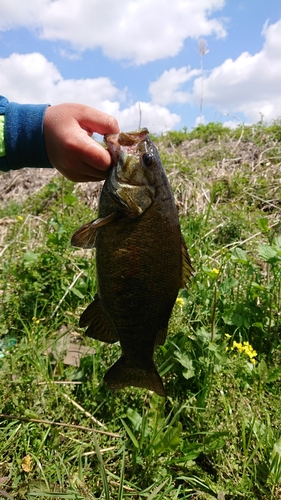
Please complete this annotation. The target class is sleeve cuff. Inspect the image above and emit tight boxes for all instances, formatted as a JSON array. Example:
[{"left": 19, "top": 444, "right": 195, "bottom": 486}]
[{"left": 4, "top": 102, "right": 53, "bottom": 170}]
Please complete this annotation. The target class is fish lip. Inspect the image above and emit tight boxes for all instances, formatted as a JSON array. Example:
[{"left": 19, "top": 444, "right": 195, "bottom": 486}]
[
  {"left": 104, "top": 128, "right": 149, "bottom": 146},
  {"left": 118, "top": 128, "right": 149, "bottom": 146}
]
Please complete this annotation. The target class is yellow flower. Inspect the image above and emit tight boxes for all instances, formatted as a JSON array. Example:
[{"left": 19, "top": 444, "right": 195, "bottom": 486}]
[
  {"left": 176, "top": 297, "right": 185, "bottom": 308},
  {"left": 232, "top": 341, "right": 243, "bottom": 352},
  {"left": 17, "top": 215, "right": 23, "bottom": 221},
  {"left": 211, "top": 268, "right": 220, "bottom": 275},
  {"left": 231, "top": 339, "right": 257, "bottom": 362},
  {"left": 225, "top": 334, "right": 231, "bottom": 339},
  {"left": 32, "top": 317, "right": 40, "bottom": 324}
]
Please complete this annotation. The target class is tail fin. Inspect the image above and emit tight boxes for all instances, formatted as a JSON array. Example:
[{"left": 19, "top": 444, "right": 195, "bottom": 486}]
[{"left": 104, "top": 356, "right": 166, "bottom": 397}]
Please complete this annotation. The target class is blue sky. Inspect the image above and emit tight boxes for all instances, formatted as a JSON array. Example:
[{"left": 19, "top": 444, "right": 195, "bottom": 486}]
[{"left": 0, "top": 0, "right": 281, "bottom": 133}]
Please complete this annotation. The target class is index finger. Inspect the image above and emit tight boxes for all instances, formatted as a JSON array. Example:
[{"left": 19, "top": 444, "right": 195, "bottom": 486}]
[{"left": 78, "top": 107, "right": 120, "bottom": 136}]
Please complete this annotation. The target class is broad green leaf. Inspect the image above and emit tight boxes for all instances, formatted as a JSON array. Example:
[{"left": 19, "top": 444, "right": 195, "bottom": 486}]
[
  {"left": 258, "top": 244, "right": 279, "bottom": 263},
  {"left": 64, "top": 194, "right": 78, "bottom": 206},
  {"left": 174, "top": 352, "right": 195, "bottom": 380},
  {"left": 230, "top": 247, "right": 248, "bottom": 264},
  {"left": 274, "top": 235, "right": 281, "bottom": 251},
  {"left": 223, "top": 311, "right": 244, "bottom": 327},
  {"left": 257, "top": 359, "right": 268, "bottom": 382},
  {"left": 70, "top": 287, "right": 85, "bottom": 299},
  {"left": 250, "top": 282, "right": 268, "bottom": 292},
  {"left": 273, "top": 438, "right": 281, "bottom": 456},
  {"left": 257, "top": 217, "right": 269, "bottom": 233},
  {"left": 154, "top": 422, "right": 182, "bottom": 454},
  {"left": 270, "top": 438, "right": 281, "bottom": 482},
  {"left": 23, "top": 250, "right": 39, "bottom": 266},
  {"left": 182, "top": 443, "right": 203, "bottom": 461},
  {"left": 266, "top": 366, "right": 281, "bottom": 383},
  {"left": 219, "top": 277, "right": 238, "bottom": 295},
  {"left": 252, "top": 322, "right": 264, "bottom": 331},
  {"left": 203, "top": 432, "right": 228, "bottom": 452},
  {"left": 126, "top": 408, "right": 142, "bottom": 432}
]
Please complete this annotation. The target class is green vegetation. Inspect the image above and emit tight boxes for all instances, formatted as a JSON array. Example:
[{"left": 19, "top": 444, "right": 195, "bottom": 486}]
[{"left": 1, "top": 121, "right": 281, "bottom": 499}]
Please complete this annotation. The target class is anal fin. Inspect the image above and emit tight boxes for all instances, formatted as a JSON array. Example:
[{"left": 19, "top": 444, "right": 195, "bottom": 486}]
[{"left": 79, "top": 294, "right": 119, "bottom": 344}]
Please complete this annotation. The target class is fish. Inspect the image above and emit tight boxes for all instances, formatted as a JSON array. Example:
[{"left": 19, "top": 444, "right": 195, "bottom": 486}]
[{"left": 71, "top": 128, "right": 193, "bottom": 397}]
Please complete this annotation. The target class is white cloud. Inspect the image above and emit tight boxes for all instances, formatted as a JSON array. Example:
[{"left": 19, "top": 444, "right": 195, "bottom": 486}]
[
  {"left": 194, "top": 115, "right": 205, "bottom": 126},
  {"left": 0, "top": 0, "right": 226, "bottom": 64},
  {"left": 147, "top": 17, "right": 281, "bottom": 127},
  {"left": 190, "top": 18, "right": 281, "bottom": 123},
  {"left": 0, "top": 52, "right": 179, "bottom": 133},
  {"left": 0, "top": 52, "right": 120, "bottom": 104},
  {"left": 149, "top": 67, "right": 200, "bottom": 106},
  {"left": 116, "top": 102, "right": 180, "bottom": 133},
  {"left": 222, "top": 120, "right": 240, "bottom": 129}
]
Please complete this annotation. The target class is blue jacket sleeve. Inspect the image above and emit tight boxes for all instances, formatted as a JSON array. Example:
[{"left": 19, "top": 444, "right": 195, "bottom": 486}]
[{"left": 0, "top": 95, "right": 53, "bottom": 172}]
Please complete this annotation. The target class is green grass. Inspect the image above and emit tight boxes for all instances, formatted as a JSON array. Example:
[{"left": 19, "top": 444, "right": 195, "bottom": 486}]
[{"left": 1, "top": 121, "right": 281, "bottom": 499}]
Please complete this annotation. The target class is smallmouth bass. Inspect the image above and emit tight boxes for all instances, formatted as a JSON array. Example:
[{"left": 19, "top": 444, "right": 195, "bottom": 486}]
[{"left": 71, "top": 128, "right": 193, "bottom": 396}]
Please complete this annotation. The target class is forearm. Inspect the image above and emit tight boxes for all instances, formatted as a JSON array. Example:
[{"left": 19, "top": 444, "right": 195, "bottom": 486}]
[{"left": 0, "top": 95, "right": 52, "bottom": 172}]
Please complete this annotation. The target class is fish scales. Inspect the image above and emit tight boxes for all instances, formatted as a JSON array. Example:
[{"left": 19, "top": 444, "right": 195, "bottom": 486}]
[{"left": 71, "top": 128, "right": 193, "bottom": 396}]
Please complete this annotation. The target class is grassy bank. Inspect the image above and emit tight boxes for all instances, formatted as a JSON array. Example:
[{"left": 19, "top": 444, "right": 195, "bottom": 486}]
[{"left": 1, "top": 121, "right": 281, "bottom": 499}]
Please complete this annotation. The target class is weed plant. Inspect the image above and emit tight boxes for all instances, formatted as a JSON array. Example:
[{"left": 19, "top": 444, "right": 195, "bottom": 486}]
[{"left": 1, "top": 121, "right": 281, "bottom": 499}]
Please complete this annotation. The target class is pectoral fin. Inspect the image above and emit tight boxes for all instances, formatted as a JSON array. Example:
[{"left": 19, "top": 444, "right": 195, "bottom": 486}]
[
  {"left": 181, "top": 234, "right": 194, "bottom": 288},
  {"left": 71, "top": 212, "right": 118, "bottom": 248},
  {"left": 80, "top": 294, "right": 119, "bottom": 344}
]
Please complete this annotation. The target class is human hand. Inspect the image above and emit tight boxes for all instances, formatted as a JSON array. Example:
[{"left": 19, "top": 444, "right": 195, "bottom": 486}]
[{"left": 43, "top": 103, "right": 120, "bottom": 182}]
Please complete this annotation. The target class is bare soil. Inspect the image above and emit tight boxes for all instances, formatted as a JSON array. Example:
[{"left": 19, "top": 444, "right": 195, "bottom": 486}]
[
  {"left": 0, "top": 167, "right": 104, "bottom": 211},
  {"left": 0, "top": 168, "right": 57, "bottom": 207}
]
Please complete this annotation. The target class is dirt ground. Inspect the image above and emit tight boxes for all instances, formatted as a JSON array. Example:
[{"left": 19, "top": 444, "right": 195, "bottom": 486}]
[
  {"left": 0, "top": 168, "right": 58, "bottom": 207},
  {"left": 0, "top": 167, "right": 103, "bottom": 211}
]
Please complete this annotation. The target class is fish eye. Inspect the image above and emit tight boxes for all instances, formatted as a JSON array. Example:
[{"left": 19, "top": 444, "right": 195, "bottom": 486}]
[{"left": 142, "top": 153, "right": 153, "bottom": 167}]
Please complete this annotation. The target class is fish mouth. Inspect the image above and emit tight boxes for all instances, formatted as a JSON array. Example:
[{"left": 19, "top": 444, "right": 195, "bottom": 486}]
[
  {"left": 104, "top": 128, "right": 149, "bottom": 164},
  {"left": 105, "top": 128, "right": 152, "bottom": 187}
]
